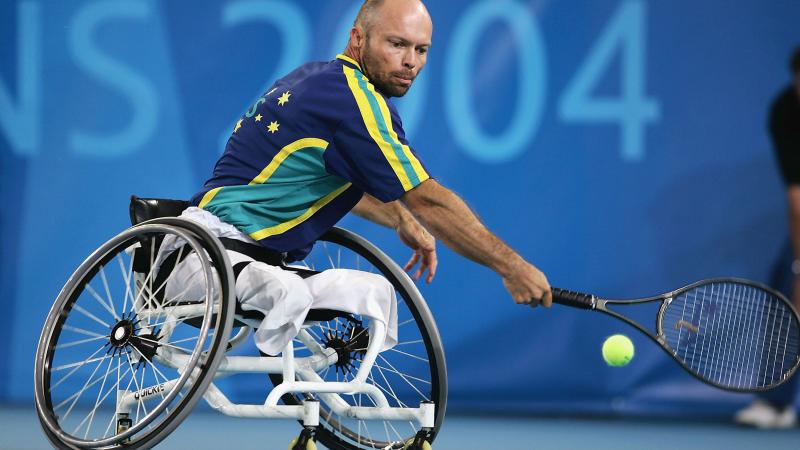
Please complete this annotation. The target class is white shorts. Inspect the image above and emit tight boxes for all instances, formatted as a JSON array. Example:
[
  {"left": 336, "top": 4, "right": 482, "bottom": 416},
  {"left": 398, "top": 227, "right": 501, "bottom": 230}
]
[{"left": 158, "top": 208, "right": 398, "bottom": 355}]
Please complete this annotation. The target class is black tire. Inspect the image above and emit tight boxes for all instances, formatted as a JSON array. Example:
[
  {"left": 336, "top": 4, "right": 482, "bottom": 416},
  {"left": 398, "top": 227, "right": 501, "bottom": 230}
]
[
  {"left": 270, "top": 227, "right": 447, "bottom": 450},
  {"left": 34, "top": 218, "right": 235, "bottom": 449}
]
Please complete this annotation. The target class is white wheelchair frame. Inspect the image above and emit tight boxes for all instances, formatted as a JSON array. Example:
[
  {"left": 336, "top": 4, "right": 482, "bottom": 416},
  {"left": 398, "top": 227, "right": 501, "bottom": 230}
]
[
  {"left": 34, "top": 202, "right": 446, "bottom": 450},
  {"left": 118, "top": 304, "right": 433, "bottom": 426}
]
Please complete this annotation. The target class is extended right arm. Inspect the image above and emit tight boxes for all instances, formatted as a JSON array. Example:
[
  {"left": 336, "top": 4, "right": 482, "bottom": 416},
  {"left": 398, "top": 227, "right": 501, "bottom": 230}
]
[{"left": 401, "top": 179, "right": 551, "bottom": 306}]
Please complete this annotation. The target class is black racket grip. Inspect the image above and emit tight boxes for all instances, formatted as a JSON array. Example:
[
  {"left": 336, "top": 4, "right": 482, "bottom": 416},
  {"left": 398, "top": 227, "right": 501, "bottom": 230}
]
[{"left": 551, "top": 287, "right": 595, "bottom": 310}]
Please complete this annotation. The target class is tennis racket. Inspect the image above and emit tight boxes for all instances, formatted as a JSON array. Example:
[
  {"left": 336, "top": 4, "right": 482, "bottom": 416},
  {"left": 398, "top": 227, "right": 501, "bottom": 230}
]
[{"left": 551, "top": 278, "right": 800, "bottom": 392}]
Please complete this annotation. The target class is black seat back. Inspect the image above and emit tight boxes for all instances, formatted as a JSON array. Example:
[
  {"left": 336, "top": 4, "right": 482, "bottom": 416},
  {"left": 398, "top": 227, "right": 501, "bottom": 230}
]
[
  {"left": 130, "top": 195, "right": 190, "bottom": 226},
  {"left": 128, "top": 195, "right": 189, "bottom": 278}
]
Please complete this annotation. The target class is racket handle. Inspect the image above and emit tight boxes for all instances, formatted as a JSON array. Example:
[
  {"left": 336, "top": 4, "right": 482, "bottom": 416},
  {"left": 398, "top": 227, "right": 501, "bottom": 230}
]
[{"left": 551, "top": 287, "right": 596, "bottom": 310}]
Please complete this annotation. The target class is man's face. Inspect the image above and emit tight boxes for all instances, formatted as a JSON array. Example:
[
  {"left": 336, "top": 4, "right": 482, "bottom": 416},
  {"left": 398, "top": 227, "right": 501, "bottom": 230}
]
[{"left": 358, "top": 4, "right": 432, "bottom": 97}]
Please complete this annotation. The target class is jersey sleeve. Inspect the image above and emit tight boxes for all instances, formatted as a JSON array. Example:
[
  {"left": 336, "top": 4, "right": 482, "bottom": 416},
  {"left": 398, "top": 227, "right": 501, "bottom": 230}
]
[{"left": 326, "top": 67, "right": 431, "bottom": 202}]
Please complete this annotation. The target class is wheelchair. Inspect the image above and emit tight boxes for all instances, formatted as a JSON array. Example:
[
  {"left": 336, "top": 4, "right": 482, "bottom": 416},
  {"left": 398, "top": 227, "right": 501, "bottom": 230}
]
[{"left": 34, "top": 196, "right": 447, "bottom": 450}]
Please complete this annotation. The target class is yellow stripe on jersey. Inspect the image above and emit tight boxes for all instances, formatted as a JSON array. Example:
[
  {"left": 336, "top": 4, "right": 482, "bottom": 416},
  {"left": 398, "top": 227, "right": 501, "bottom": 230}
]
[
  {"left": 249, "top": 182, "right": 352, "bottom": 240},
  {"left": 198, "top": 187, "right": 223, "bottom": 209},
  {"left": 363, "top": 81, "right": 429, "bottom": 184},
  {"left": 343, "top": 66, "right": 414, "bottom": 191},
  {"left": 249, "top": 138, "right": 330, "bottom": 185},
  {"left": 336, "top": 53, "right": 362, "bottom": 71}
]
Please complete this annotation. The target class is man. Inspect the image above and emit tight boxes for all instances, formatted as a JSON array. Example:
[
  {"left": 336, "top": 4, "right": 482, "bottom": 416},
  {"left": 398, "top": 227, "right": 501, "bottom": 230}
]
[
  {"left": 175, "top": 0, "right": 551, "bottom": 355},
  {"left": 735, "top": 46, "right": 800, "bottom": 429}
]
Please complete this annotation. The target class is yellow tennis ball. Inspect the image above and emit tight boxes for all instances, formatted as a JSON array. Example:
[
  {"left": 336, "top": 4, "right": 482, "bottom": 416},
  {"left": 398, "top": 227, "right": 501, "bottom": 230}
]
[{"left": 602, "top": 334, "right": 634, "bottom": 367}]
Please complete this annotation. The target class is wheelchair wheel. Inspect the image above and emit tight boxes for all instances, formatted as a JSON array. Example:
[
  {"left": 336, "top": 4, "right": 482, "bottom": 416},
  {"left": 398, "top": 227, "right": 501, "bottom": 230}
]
[
  {"left": 35, "top": 218, "right": 235, "bottom": 449},
  {"left": 272, "top": 227, "right": 447, "bottom": 450}
]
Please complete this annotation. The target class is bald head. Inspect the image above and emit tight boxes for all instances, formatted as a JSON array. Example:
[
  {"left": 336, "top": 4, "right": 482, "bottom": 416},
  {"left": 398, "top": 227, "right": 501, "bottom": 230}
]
[
  {"left": 355, "top": 0, "right": 431, "bottom": 34},
  {"left": 345, "top": 0, "right": 432, "bottom": 97}
]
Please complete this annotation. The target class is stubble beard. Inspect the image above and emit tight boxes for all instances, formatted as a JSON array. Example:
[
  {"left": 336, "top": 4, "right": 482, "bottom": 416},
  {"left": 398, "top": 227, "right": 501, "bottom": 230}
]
[{"left": 361, "top": 39, "right": 412, "bottom": 98}]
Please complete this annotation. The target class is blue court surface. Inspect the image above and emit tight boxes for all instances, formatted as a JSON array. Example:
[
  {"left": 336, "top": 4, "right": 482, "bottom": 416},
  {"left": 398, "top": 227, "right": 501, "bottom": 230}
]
[{"left": 4, "top": 405, "right": 798, "bottom": 450}]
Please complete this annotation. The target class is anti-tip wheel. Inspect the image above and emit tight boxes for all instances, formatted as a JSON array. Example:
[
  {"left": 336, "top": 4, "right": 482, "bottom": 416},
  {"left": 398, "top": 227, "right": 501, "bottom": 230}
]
[
  {"left": 403, "top": 439, "right": 432, "bottom": 450},
  {"left": 289, "top": 436, "right": 317, "bottom": 450}
]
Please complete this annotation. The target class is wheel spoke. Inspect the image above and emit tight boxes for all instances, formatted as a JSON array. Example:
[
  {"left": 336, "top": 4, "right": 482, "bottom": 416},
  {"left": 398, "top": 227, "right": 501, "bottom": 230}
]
[
  {"left": 151, "top": 363, "right": 170, "bottom": 416},
  {"left": 377, "top": 355, "right": 430, "bottom": 401},
  {"left": 324, "top": 243, "right": 336, "bottom": 269},
  {"left": 54, "top": 354, "right": 116, "bottom": 372},
  {"left": 139, "top": 363, "right": 149, "bottom": 419},
  {"left": 50, "top": 346, "right": 111, "bottom": 377},
  {"left": 60, "top": 353, "right": 107, "bottom": 422},
  {"left": 161, "top": 272, "right": 204, "bottom": 305},
  {"left": 305, "top": 327, "right": 323, "bottom": 342},
  {"left": 85, "top": 282, "right": 118, "bottom": 323},
  {"left": 136, "top": 336, "right": 192, "bottom": 354},
  {"left": 62, "top": 325, "right": 107, "bottom": 339},
  {"left": 383, "top": 420, "right": 391, "bottom": 448},
  {"left": 53, "top": 362, "right": 131, "bottom": 412},
  {"left": 132, "top": 254, "right": 161, "bottom": 326},
  {"left": 56, "top": 335, "right": 108, "bottom": 350},
  {"left": 99, "top": 266, "right": 120, "bottom": 320},
  {"left": 124, "top": 354, "right": 147, "bottom": 422},
  {"left": 358, "top": 390, "right": 379, "bottom": 446},
  {"left": 387, "top": 347, "right": 428, "bottom": 363},
  {"left": 102, "top": 409, "right": 117, "bottom": 439},
  {"left": 117, "top": 253, "right": 135, "bottom": 315},
  {"left": 146, "top": 314, "right": 197, "bottom": 330},
  {"left": 147, "top": 237, "right": 157, "bottom": 316},
  {"left": 319, "top": 364, "right": 331, "bottom": 380},
  {"left": 128, "top": 242, "right": 196, "bottom": 321},
  {"left": 138, "top": 347, "right": 174, "bottom": 417},
  {"left": 398, "top": 318, "right": 415, "bottom": 327},
  {"left": 102, "top": 362, "right": 136, "bottom": 438},
  {"left": 386, "top": 418, "right": 404, "bottom": 443},
  {"left": 145, "top": 244, "right": 191, "bottom": 313},
  {"left": 130, "top": 344, "right": 174, "bottom": 390},
  {"left": 372, "top": 363, "right": 431, "bottom": 385},
  {"left": 168, "top": 333, "right": 215, "bottom": 346},
  {"left": 103, "top": 360, "right": 122, "bottom": 439},
  {"left": 72, "top": 304, "right": 111, "bottom": 329},
  {"left": 370, "top": 367, "right": 408, "bottom": 408},
  {"left": 51, "top": 343, "right": 107, "bottom": 386},
  {"left": 75, "top": 356, "right": 116, "bottom": 437}
]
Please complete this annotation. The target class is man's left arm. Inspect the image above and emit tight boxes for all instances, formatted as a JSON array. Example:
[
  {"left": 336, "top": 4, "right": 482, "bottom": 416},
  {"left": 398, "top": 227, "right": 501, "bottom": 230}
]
[
  {"left": 352, "top": 194, "right": 438, "bottom": 282},
  {"left": 351, "top": 194, "right": 406, "bottom": 228}
]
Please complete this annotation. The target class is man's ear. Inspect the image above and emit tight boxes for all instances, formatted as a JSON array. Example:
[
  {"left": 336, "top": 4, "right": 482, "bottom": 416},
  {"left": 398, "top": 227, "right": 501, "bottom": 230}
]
[{"left": 350, "top": 26, "right": 365, "bottom": 49}]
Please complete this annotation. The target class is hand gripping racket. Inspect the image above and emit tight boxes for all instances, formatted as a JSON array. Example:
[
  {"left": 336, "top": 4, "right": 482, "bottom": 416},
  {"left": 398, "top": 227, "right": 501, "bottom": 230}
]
[{"left": 551, "top": 278, "right": 800, "bottom": 392}]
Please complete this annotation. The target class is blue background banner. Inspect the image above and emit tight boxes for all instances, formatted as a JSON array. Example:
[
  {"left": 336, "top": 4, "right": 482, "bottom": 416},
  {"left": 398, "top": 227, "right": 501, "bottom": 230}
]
[{"left": 2, "top": 0, "right": 799, "bottom": 415}]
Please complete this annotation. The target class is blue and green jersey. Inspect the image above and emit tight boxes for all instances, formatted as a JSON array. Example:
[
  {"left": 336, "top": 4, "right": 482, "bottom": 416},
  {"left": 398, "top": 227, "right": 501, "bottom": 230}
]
[{"left": 190, "top": 54, "right": 430, "bottom": 258}]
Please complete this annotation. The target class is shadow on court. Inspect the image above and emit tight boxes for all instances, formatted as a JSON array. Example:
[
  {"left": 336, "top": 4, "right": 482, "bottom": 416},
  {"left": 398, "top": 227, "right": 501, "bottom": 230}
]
[{"left": 5, "top": 404, "right": 799, "bottom": 450}]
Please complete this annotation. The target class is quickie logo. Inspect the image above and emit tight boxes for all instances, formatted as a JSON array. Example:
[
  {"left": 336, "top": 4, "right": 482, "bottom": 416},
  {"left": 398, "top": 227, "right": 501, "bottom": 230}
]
[{"left": 133, "top": 383, "right": 165, "bottom": 400}]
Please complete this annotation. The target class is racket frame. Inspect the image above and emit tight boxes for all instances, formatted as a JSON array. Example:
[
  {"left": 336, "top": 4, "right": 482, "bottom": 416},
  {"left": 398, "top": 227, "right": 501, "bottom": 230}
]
[{"left": 561, "top": 277, "right": 800, "bottom": 392}]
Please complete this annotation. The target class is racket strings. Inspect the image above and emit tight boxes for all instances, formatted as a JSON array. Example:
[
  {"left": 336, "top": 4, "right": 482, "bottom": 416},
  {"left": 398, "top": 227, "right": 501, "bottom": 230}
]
[
  {"left": 661, "top": 282, "right": 800, "bottom": 390},
  {"left": 682, "top": 286, "right": 800, "bottom": 388},
  {"left": 666, "top": 285, "right": 799, "bottom": 388}
]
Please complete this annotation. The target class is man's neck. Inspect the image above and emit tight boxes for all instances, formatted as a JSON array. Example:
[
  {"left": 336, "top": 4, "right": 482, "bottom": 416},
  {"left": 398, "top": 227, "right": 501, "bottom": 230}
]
[{"left": 343, "top": 47, "right": 362, "bottom": 69}]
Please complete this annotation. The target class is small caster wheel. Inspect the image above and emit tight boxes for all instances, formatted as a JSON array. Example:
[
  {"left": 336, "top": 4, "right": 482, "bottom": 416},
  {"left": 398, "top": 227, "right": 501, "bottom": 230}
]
[
  {"left": 403, "top": 438, "right": 432, "bottom": 450},
  {"left": 289, "top": 427, "right": 317, "bottom": 450}
]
